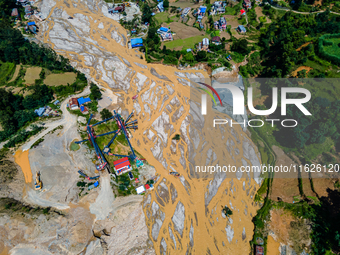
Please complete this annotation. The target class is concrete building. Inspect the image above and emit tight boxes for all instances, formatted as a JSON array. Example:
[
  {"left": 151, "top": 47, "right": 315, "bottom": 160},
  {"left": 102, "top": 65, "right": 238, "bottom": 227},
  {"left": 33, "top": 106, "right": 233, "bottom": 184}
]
[
  {"left": 69, "top": 98, "right": 79, "bottom": 110},
  {"left": 113, "top": 157, "right": 132, "bottom": 175}
]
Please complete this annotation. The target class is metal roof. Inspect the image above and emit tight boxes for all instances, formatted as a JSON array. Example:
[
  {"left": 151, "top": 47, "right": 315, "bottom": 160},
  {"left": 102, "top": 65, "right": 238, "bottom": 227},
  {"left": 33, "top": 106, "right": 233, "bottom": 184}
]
[{"left": 77, "top": 97, "right": 91, "bottom": 105}]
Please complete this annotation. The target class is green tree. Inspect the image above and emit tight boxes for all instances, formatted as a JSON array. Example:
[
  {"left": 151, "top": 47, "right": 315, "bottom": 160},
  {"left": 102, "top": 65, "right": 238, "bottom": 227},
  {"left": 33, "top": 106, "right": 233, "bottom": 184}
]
[
  {"left": 196, "top": 51, "right": 207, "bottom": 62},
  {"left": 184, "top": 53, "right": 195, "bottom": 63},
  {"left": 100, "top": 108, "right": 113, "bottom": 120},
  {"left": 141, "top": 4, "right": 152, "bottom": 23},
  {"left": 90, "top": 83, "right": 102, "bottom": 100},
  {"left": 231, "top": 38, "right": 250, "bottom": 55},
  {"left": 163, "top": 0, "right": 169, "bottom": 8}
]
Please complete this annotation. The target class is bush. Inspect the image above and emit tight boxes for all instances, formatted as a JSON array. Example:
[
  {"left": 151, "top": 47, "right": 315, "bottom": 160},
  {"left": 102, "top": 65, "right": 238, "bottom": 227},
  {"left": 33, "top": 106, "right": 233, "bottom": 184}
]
[{"left": 100, "top": 108, "right": 113, "bottom": 120}]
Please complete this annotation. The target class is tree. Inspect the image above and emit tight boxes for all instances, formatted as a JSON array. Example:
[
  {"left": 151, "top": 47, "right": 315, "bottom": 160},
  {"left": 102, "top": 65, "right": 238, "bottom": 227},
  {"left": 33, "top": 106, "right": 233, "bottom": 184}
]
[
  {"left": 100, "top": 108, "right": 113, "bottom": 120},
  {"left": 141, "top": 4, "right": 152, "bottom": 23},
  {"left": 90, "top": 83, "right": 102, "bottom": 100},
  {"left": 222, "top": 206, "right": 233, "bottom": 217},
  {"left": 196, "top": 51, "right": 207, "bottom": 61},
  {"left": 163, "top": 0, "right": 169, "bottom": 8},
  {"left": 184, "top": 53, "right": 195, "bottom": 63},
  {"left": 231, "top": 38, "right": 250, "bottom": 55}
]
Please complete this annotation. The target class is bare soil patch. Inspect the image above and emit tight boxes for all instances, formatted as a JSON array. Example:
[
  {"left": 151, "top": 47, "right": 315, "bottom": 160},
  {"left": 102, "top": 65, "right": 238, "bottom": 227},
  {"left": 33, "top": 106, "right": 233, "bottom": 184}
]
[
  {"left": 168, "top": 22, "right": 204, "bottom": 40},
  {"left": 296, "top": 42, "right": 312, "bottom": 51},
  {"left": 255, "top": 7, "right": 271, "bottom": 23},
  {"left": 291, "top": 66, "right": 312, "bottom": 77},
  {"left": 267, "top": 235, "right": 281, "bottom": 255}
]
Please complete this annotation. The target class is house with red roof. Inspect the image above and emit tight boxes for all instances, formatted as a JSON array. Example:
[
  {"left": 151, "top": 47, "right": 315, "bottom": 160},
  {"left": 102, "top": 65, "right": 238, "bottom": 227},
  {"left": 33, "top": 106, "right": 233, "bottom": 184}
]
[{"left": 113, "top": 157, "right": 131, "bottom": 175}]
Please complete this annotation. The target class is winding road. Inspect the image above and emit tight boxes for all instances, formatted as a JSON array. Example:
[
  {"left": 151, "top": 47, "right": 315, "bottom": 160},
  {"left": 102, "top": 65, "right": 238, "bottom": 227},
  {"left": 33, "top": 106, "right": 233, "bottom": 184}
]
[
  {"left": 266, "top": 2, "right": 340, "bottom": 15},
  {"left": 21, "top": 86, "right": 91, "bottom": 151}
]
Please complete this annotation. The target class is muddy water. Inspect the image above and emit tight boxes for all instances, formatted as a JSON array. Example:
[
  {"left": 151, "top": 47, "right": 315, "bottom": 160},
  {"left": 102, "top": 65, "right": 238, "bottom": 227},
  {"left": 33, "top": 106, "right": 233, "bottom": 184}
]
[
  {"left": 37, "top": 0, "right": 262, "bottom": 253},
  {"left": 14, "top": 150, "right": 32, "bottom": 183}
]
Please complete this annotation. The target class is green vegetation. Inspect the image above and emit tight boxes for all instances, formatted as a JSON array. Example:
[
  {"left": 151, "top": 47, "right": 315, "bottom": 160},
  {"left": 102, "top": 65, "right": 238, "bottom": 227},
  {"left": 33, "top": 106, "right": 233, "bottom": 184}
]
[
  {"left": 90, "top": 83, "right": 102, "bottom": 100},
  {"left": 0, "top": 85, "right": 53, "bottom": 142},
  {"left": 100, "top": 108, "right": 113, "bottom": 120},
  {"left": 5, "top": 125, "right": 43, "bottom": 148},
  {"left": 258, "top": 16, "right": 267, "bottom": 23},
  {"left": 222, "top": 206, "right": 233, "bottom": 217},
  {"left": 30, "top": 137, "right": 44, "bottom": 149},
  {"left": 317, "top": 34, "right": 340, "bottom": 66},
  {"left": 117, "top": 173, "right": 136, "bottom": 196},
  {"left": 52, "top": 72, "right": 88, "bottom": 98},
  {"left": 70, "top": 142, "right": 80, "bottom": 151},
  {"left": 0, "top": 61, "right": 15, "bottom": 84},
  {"left": 164, "top": 35, "right": 206, "bottom": 50},
  {"left": 259, "top": 11, "right": 340, "bottom": 77}
]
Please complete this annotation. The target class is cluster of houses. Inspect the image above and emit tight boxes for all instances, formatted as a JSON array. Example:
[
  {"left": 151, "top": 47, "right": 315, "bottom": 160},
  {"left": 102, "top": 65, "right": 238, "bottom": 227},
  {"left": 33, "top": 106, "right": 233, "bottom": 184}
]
[
  {"left": 192, "top": 6, "right": 207, "bottom": 29},
  {"left": 243, "top": 0, "right": 252, "bottom": 9},
  {"left": 197, "top": 36, "right": 222, "bottom": 51},
  {"left": 157, "top": 27, "right": 173, "bottom": 41},
  {"left": 34, "top": 101, "right": 60, "bottom": 117},
  {"left": 68, "top": 97, "right": 91, "bottom": 114},
  {"left": 112, "top": 156, "right": 153, "bottom": 195},
  {"left": 25, "top": 21, "right": 38, "bottom": 34},
  {"left": 209, "top": 1, "right": 227, "bottom": 15},
  {"left": 14, "top": 0, "right": 46, "bottom": 20},
  {"left": 214, "top": 16, "right": 227, "bottom": 30}
]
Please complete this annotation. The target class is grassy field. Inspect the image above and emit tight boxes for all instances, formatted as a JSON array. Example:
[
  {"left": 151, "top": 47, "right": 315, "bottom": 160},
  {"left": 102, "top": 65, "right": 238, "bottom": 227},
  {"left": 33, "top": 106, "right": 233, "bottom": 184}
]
[
  {"left": 0, "top": 62, "right": 16, "bottom": 84},
  {"left": 154, "top": 12, "right": 170, "bottom": 24},
  {"left": 24, "top": 67, "right": 42, "bottom": 85},
  {"left": 8, "top": 65, "right": 21, "bottom": 83},
  {"left": 164, "top": 35, "right": 205, "bottom": 50},
  {"left": 44, "top": 72, "right": 77, "bottom": 86},
  {"left": 323, "top": 37, "right": 340, "bottom": 56}
]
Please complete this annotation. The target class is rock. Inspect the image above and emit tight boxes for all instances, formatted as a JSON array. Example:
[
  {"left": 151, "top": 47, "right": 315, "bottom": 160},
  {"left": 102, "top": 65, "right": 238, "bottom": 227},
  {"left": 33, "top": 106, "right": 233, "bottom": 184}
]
[
  {"left": 171, "top": 201, "right": 185, "bottom": 237},
  {"left": 78, "top": 116, "right": 87, "bottom": 124}
]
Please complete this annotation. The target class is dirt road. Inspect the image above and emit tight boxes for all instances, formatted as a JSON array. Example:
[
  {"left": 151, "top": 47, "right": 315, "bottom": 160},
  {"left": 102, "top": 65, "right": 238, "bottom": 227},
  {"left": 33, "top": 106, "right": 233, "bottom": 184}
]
[
  {"left": 22, "top": 86, "right": 90, "bottom": 151},
  {"left": 89, "top": 173, "right": 115, "bottom": 220}
]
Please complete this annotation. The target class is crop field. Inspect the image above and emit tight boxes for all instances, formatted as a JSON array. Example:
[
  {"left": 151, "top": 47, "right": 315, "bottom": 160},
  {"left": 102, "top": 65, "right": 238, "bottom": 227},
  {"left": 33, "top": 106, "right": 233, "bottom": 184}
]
[
  {"left": 154, "top": 12, "right": 169, "bottom": 24},
  {"left": 24, "top": 67, "right": 42, "bottom": 85},
  {"left": 170, "top": 22, "right": 204, "bottom": 39},
  {"left": 44, "top": 72, "right": 77, "bottom": 86}
]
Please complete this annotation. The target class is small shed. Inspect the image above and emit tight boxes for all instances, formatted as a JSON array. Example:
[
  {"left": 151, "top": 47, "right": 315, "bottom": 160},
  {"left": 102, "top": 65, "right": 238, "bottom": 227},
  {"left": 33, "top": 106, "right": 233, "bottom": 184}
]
[
  {"left": 212, "top": 36, "right": 221, "bottom": 43},
  {"left": 237, "top": 25, "right": 247, "bottom": 33},
  {"left": 11, "top": 8, "right": 18, "bottom": 17},
  {"left": 80, "top": 105, "right": 89, "bottom": 114},
  {"left": 27, "top": 21, "right": 36, "bottom": 26},
  {"left": 136, "top": 185, "right": 145, "bottom": 194},
  {"left": 34, "top": 107, "right": 46, "bottom": 117}
]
